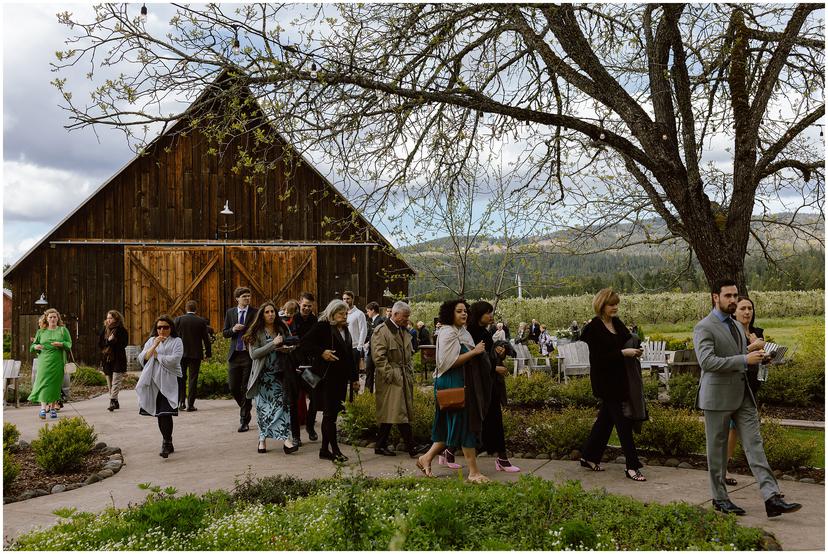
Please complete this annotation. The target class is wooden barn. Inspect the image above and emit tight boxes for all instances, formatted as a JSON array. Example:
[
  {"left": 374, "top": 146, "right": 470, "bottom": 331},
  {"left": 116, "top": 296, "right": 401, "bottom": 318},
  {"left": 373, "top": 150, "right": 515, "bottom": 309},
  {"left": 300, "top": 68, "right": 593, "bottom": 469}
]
[{"left": 4, "top": 72, "right": 413, "bottom": 364}]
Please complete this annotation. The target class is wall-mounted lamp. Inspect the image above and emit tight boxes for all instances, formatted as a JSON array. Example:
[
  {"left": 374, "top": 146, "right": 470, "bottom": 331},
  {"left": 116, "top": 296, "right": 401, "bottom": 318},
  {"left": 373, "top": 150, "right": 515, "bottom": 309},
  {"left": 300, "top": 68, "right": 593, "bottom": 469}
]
[
  {"left": 220, "top": 200, "right": 234, "bottom": 215},
  {"left": 35, "top": 293, "right": 48, "bottom": 306}
]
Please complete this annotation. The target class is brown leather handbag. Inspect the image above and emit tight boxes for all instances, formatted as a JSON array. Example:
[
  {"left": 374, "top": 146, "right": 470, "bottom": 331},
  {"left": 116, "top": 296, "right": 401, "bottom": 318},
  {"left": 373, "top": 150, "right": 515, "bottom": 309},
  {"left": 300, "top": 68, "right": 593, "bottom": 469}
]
[{"left": 436, "top": 386, "right": 465, "bottom": 410}]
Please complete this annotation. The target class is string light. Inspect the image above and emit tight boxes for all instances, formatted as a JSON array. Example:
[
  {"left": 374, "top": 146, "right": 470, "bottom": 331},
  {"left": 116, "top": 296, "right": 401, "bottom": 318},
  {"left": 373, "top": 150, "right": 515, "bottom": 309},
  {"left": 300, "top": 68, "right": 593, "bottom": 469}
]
[
  {"left": 139, "top": 3, "right": 147, "bottom": 23},
  {"left": 310, "top": 62, "right": 318, "bottom": 80},
  {"left": 232, "top": 29, "right": 240, "bottom": 55},
  {"left": 662, "top": 133, "right": 668, "bottom": 140}
]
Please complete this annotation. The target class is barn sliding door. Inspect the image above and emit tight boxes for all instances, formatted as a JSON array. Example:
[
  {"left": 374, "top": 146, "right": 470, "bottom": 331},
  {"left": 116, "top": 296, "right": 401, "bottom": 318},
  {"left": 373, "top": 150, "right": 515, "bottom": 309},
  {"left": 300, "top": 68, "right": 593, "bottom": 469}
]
[
  {"left": 227, "top": 247, "right": 317, "bottom": 308},
  {"left": 124, "top": 246, "right": 222, "bottom": 343}
]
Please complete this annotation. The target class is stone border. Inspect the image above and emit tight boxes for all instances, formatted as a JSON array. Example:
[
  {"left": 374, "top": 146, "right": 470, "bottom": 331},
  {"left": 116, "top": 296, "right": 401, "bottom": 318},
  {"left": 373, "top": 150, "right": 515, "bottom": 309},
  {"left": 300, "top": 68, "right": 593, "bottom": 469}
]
[{"left": 3, "top": 441, "right": 124, "bottom": 504}]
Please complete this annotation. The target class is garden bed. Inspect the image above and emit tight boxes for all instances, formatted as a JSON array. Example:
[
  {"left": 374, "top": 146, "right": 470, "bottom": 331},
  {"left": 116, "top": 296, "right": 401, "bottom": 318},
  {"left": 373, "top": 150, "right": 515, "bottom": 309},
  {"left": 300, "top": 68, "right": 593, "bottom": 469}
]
[
  {"left": 4, "top": 445, "right": 110, "bottom": 500},
  {"left": 6, "top": 474, "right": 777, "bottom": 550}
]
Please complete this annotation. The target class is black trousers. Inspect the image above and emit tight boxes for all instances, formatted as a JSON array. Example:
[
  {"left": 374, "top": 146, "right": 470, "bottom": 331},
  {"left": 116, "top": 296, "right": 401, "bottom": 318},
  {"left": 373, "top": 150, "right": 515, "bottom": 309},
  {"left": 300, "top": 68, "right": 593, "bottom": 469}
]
[
  {"left": 158, "top": 415, "right": 173, "bottom": 444},
  {"left": 480, "top": 389, "right": 507, "bottom": 456},
  {"left": 364, "top": 349, "right": 376, "bottom": 393},
  {"left": 581, "top": 399, "right": 642, "bottom": 471},
  {"left": 376, "top": 422, "right": 415, "bottom": 451},
  {"left": 228, "top": 351, "right": 252, "bottom": 424},
  {"left": 178, "top": 358, "right": 202, "bottom": 408},
  {"left": 350, "top": 348, "right": 361, "bottom": 402}
]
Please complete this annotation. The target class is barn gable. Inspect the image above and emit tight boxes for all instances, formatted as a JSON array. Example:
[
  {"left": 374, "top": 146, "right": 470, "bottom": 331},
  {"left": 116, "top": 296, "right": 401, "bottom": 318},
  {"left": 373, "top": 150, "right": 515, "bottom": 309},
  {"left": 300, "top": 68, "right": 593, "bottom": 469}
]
[{"left": 5, "top": 71, "right": 413, "bottom": 363}]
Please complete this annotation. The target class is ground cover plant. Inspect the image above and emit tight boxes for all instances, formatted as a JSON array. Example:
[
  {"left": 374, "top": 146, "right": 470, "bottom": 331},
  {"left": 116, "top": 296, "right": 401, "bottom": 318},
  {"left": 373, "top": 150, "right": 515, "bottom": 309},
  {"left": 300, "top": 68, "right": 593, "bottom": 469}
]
[{"left": 8, "top": 475, "right": 769, "bottom": 551}]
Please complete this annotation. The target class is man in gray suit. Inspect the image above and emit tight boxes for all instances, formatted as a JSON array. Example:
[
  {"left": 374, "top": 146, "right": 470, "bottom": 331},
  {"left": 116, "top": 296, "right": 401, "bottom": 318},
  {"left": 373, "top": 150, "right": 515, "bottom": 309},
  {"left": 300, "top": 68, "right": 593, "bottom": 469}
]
[{"left": 694, "top": 278, "right": 801, "bottom": 517}]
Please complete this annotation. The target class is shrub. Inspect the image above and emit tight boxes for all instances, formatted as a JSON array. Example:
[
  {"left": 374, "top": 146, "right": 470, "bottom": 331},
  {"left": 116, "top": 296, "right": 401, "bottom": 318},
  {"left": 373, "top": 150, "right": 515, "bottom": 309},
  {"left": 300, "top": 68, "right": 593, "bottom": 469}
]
[
  {"left": 647, "top": 333, "right": 693, "bottom": 351},
  {"left": 31, "top": 417, "right": 97, "bottom": 474},
  {"left": 505, "top": 373, "right": 559, "bottom": 408},
  {"left": 637, "top": 406, "right": 706, "bottom": 457},
  {"left": 4, "top": 449, "right": 19, "bottom": 489},
  {"left": 556, "top": 377, "right": 600, "bottom": 408},
  {"left": 504, "top": 407, "right": 594, "bottom": 455},
  {"left": 196, "top": 361, "right": 230, "bottom": 398},
  {"left": 643, "top": 378, "right": 659, "bottom": 401},
  {"left": 121, "top": 492, "right": 207, "bottom": 536},
  {"left": 343, "top": 388, "right": 435, "bottom": 444},
  {"left": 3, "top": 331, "right": 11, "bottom": 353},
  {"left": 211, "top": 336, "right": 230, "bottom": 363},
  {"left": 666, "top": 373, "right": 700, "bottom": 409},
  {"left": 71, "top": 365, "right": 107, "bottom": 386},
  {"left": 233, "top": 474, "right": 322, "bottom": 506},
  {"left": 756, "top": 367, "right": 814, "bottom": 406},
  {"left": 734, "top": 419, "right": 817, "bottom": 471},
  {"left": 3, "top": 422, "right": 20, "bottom": 451}
]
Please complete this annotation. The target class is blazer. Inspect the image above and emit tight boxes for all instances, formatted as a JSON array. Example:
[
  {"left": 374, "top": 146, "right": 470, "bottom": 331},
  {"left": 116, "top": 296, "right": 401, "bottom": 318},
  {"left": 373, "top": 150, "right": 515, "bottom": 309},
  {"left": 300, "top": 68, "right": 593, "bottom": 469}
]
[
  {"left": 580, "top": 316, "right": 632, "bottom": 401},
  {"left": 98, "top": 325, "right": 129, "bottom": 373},
  {"left": 694, "top": 310, "right": 752, "bottom": 411},
  {"left": 174, "top": 312, "right": 212, "bottom": 360},
  {"left": 222, "top": 306, "right": 259, "bottom": 360},
  {"left": 299, "top": 320, "right": 358, "bottom": 412}
]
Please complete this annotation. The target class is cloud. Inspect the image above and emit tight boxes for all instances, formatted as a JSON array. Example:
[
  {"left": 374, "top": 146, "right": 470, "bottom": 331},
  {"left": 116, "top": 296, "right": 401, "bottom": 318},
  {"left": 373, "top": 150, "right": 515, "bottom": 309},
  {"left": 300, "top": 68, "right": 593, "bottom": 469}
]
[{"left": 3, "top": 159, "right": 96, "bottom": 223}]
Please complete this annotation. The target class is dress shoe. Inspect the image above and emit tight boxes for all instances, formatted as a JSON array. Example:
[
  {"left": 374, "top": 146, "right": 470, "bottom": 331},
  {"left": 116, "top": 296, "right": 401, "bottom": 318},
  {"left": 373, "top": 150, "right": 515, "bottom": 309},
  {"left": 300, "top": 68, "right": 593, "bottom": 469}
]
[
  {"left": 293, "top": 437, "right": 302, "bottom": 447},
  {"left": 407, "top": 444, "right": 429, "bottom": 458},
  {"left": 307, "top": 429, "right": 318, "bottom": 441},
  {"left": 107, "top": 399, "right": 116, "bottom": 412},
  {"left": 186, "top": 406, "right": 197, "bottom": 412},
  {"left": 331, "top": 450, "right": 349, "bottom": 463},
  {"left": 238, "top": 423, "right": 250, "bottom": 433},
  {"left": 375, "top": 447, "right": 397, "bottom": 456},
  {"left": 283, "top": 442, "right": 299, "bottom": 455},
  {"left": 178, "top": 403, "right": 186, "bottom": 411},
  {"left": 113, "top": 399, "right": 120, "bottom": 410},
  {"left": 765, "top": 494, "right": 802, "bottom": 517},
  {"left": 712, "top": 499, "right": 746, "bottom": 516},
  {"left": 258, "top": 441, "right": 267, "bottom": 454}
]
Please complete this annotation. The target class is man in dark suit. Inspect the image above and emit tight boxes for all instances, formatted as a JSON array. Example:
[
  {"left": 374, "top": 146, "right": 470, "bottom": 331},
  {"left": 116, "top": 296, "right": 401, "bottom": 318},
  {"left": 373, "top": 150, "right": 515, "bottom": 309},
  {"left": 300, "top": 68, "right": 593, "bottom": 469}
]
[
  {"left": 222, "top": 286, "right": 257, "bottom": 432},
  {"left": 528, "top": 319, "right": 541, "bottom": 343},
  {"left": 364, "top": 301, "right": 385, "bottom": 393},
  {"left": 174, "top": 300, "right": 212, "bottom": 412},
  {"left": 694, "top": 278, "right": 801, "bottom": 518}
]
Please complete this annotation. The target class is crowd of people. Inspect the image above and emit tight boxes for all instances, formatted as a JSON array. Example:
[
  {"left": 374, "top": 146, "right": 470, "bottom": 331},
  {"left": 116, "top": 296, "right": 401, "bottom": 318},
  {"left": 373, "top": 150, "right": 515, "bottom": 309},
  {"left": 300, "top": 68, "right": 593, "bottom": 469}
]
[{"left": 26, "top": 279, "right": 802, "bottom": 516}]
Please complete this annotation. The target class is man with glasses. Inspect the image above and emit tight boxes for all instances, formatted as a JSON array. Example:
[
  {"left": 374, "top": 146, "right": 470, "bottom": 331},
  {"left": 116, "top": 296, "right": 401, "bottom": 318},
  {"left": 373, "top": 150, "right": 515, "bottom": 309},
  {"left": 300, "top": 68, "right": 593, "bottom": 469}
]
[{"left": 222, "top": 287, "right": 257, "bottom": 432}]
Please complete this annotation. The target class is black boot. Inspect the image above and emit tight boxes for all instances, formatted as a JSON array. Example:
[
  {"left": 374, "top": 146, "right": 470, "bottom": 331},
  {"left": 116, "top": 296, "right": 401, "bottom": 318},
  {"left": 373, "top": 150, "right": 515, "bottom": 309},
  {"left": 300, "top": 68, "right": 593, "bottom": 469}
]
[
  {"left": 107, "top": 399, "right": 116, "bottom": 412},
  {"left": 160, "top": 441, "right": 173, "bottom": 458},
  {"left": 113, "top": 399, "right": 120, "bottom": 410}
]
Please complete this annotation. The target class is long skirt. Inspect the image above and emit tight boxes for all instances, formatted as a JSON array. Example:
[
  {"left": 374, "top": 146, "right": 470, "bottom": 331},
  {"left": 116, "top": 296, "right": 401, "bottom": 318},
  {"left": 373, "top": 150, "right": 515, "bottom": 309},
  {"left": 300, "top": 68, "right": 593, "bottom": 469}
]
[
  {"left": 28, "top": 352, "right": 64, "bottom": 404},
  {"left": 430, "top": 366, "right": 478, "bottom": 449},
  {"left": 255, "top": 371, "right": 291, "bottom": 441}
]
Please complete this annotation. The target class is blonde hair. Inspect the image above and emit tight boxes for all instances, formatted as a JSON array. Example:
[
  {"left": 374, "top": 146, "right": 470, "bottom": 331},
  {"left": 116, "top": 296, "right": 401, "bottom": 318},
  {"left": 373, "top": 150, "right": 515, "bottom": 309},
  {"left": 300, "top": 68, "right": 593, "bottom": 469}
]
[
  {"left": 40, "top": 308, "right": 64, "bottom": 327},
  {"left": 318, "top": 299, "right": 348, "bottom": 323},
  {"left": 592, "top": 288, "right": 621, "bottom": 316},
  {"left": 281, "top": 299, "right": 298, "bottom": 316}
]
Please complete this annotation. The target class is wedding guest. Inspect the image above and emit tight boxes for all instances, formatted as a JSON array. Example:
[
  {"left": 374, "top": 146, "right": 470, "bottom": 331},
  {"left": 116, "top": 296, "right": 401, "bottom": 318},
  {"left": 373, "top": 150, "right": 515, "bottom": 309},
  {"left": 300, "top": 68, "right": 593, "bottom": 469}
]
[
  {"left": 578, "top": 289, "right": 646, "bottom": 482},
  {"left": 245, "top": 301, "right": 298, "bottom": 455},
  {"left": 29, "top": 308, "right": 71, "bottom": 420},
  {"left": 136, "top": 315, "right": 183, "bottom": 458},
  {"left": 416, "top": 299, "right": 489, "bottom": 483},
  {"left": 98, "top": 310, "right": 129, "bottom": 412}
]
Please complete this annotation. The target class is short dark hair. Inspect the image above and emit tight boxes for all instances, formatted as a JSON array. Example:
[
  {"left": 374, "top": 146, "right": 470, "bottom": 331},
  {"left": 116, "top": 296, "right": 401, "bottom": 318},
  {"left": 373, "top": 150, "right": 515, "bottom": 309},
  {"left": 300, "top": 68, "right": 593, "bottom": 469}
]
[
  {"left": 342, "top": 290, "right": 355, "bottom": 299},
  {"left": 366, "top": 301, "right": 380, "bottom": 313},
  {"left": 711, "top": 278, "right": 738, "bottom": 295},
  {"left": 468, "top": 300, "right": 494, "bottom": 328},
  {"left": 234, "top": 286, "right": 251, "bottom": 299},
  {"left": 299, "top": 291, "right": 315, "bottom": 302},
  {"left": 438, "top": 299, "right": 469, "bottom": 325},
  {"left": 185, "top": 300, "right": 198, "bottom": 312},
  {"left": 150, "top": 314, "right": 178, "bottom": 338}
]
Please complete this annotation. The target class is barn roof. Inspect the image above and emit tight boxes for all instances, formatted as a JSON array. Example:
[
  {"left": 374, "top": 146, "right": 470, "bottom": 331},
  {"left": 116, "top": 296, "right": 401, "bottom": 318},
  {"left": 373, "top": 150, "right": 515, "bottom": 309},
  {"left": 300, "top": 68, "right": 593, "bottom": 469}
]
[{"left": 5, "top": 69, "right": 413, "bottom": 279}]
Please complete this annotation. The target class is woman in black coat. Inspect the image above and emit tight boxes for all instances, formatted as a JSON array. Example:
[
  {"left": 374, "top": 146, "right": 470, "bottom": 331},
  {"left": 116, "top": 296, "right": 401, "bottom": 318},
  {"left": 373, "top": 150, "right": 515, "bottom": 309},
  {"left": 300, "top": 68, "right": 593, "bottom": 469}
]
[
  {"left": 98, "top": 310, "right": 129, "bottom": 412},
  {"left": 298, "top": 299, "right": 359, "bottom": 462},
  {"left": 579, "top": 288, "right": 646, "bottom": 481}
]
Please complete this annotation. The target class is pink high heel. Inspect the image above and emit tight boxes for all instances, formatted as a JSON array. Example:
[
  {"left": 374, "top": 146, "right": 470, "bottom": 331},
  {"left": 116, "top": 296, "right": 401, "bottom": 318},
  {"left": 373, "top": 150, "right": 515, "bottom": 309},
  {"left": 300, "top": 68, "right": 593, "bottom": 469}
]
[
  {"left": 495, "top": 458, "right": 521, "bottom": 473},
  {"left": 438, "top": 449, "right": 462, "bottom": 470}
]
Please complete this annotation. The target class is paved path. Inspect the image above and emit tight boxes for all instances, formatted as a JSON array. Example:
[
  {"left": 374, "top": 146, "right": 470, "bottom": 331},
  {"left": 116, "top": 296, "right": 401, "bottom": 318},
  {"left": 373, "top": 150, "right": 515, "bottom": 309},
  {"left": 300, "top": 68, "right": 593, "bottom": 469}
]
[{"left": 3, "top": 391, "right": 824, "bottom": 550}]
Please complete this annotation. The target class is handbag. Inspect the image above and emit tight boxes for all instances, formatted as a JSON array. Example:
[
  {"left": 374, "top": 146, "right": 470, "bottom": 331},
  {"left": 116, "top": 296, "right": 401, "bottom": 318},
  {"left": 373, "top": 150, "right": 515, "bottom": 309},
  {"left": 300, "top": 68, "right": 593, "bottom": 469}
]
[
  {"left": 300, "top": 330, "right": 334, "bottom": 389},
  {"left": 64, "top": 348, "right": 78, "bottom": 375},
  {"left": 436, "top": 386, "right": 465, "bottom": 410}
]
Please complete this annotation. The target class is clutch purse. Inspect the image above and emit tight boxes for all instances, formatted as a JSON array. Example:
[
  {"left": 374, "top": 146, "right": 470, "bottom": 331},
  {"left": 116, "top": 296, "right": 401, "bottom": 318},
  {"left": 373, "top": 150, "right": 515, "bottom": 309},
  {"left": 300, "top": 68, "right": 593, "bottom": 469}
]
[
  {"left": 436, "top": 387, "right": 465, "bottom": 410},
  {"left": 300, "top": 366, "right": 325, "bottom": 389},
  {"left": 64, "top": 349, "right": 78, "bottom": 374}
]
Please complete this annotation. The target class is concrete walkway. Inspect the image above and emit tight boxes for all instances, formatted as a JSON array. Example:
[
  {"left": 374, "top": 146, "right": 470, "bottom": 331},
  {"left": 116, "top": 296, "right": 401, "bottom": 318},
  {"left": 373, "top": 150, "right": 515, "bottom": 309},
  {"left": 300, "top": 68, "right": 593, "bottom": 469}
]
[{"left": 3, "top": 391, "right": 824, "bottom": 550}]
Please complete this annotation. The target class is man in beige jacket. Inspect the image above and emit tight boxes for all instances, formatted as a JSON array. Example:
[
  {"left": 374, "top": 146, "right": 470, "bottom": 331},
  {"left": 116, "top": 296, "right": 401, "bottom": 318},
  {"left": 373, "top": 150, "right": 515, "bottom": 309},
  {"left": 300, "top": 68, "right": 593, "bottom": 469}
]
[{"left": 371, "top": 301, "right": 427, "bottom": 457}]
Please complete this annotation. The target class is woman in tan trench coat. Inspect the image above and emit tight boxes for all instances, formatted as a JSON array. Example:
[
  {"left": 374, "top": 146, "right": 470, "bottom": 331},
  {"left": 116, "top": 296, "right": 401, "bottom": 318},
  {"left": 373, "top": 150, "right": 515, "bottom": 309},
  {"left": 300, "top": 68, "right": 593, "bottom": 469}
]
[{"left": 371, "top": 301, "right": 426, "bottom": 458}]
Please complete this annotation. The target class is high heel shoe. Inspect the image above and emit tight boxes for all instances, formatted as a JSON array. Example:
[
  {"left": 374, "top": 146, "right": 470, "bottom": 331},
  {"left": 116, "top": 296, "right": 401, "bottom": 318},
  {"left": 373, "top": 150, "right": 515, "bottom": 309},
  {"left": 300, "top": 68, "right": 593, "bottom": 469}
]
[
  {"left": 495, "top": 458, "right": 521, "bottom": 473},
  {"left": 258, "top": 440, "right": 267, "bottom": 454},
  {"left": 438, "top": 448, "right": 462, "bottom": 470},
  {"left": 283, "top": 442, "right": 299, "bottom": 455},
  {"left": 579, "top": 458, "right": 604, "bottom": 472}
]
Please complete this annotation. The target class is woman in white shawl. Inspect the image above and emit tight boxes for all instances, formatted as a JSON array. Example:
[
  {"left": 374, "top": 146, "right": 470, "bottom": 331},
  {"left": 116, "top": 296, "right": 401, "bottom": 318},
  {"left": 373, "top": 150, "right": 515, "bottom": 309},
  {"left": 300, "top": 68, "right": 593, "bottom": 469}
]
[
  {"left": 415, "top": 299, "right": 487, "bottom": 483},
  {"left": 137, "top": 314, "right": 183, "bottom": 458}
]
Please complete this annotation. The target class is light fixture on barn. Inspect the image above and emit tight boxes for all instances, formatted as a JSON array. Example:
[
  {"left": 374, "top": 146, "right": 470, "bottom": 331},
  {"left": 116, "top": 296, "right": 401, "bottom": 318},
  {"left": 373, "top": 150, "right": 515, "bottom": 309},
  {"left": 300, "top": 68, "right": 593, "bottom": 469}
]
[
  {"left": 139, "top": 3, "right": 148, "bottom": 23},
  {"left": 221, "top": 200, "right": 234, "bottom": 215},
  {"left": 35, "top": 293, "right": 48, "bottom": 307}
]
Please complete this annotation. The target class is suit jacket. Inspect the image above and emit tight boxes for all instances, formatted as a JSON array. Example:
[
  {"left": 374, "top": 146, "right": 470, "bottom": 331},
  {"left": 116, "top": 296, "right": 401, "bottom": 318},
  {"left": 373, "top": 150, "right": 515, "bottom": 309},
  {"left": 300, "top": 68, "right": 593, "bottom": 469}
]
[
  {"left": 694, "top": 310, "right": 752, "bottom": 411},
  {"left": 174, "top": 312, "right": 212, "bottom": 360},
  {"left": 222, "top": 306, "right": 259, "bottom": 360},
  {"left": 580, "top": 316, "right": 631, "bottom": 401},
  {"left": 366, "top": 315, "right": 385, "bottom": 349},
  {"left": 372, "top": 320, "right": 415, "bottom": 423},
  {"left": 299, "top": 321, "right": 358, "bottom": 412}
]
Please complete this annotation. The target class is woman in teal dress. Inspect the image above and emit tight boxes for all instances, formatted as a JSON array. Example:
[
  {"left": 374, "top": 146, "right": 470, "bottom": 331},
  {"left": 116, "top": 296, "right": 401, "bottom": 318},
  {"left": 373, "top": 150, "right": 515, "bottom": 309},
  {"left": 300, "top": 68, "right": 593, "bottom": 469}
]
[
  {"left": 29, "top": 308, "right": 72, "bottom": 419},
  {"left": 243, "top": 301, "right": 297, "bottom": 455},
  {"left": 416, "top": 299, "right": 488, "bottom": 482}
]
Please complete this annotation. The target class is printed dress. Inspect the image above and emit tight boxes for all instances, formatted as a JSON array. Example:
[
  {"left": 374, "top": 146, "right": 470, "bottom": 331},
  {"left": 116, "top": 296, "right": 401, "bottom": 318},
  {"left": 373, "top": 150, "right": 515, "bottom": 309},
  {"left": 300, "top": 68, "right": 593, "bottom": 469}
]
[{"left": 255, "top": 332, "right": 291, "bottom": 441}]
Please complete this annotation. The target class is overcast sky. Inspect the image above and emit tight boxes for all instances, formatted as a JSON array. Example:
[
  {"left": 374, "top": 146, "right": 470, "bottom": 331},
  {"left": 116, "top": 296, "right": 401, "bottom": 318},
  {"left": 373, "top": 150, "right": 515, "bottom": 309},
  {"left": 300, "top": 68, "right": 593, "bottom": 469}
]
[{"left": 2, "top": 3, "right": 822, "bottom": 269}]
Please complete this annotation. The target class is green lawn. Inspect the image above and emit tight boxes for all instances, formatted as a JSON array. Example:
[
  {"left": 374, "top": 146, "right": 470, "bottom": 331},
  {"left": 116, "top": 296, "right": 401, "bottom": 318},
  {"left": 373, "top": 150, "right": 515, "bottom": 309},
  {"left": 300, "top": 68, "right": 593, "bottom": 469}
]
[{"left": 645, "top": 315, "right": 822, "bottom": 349}]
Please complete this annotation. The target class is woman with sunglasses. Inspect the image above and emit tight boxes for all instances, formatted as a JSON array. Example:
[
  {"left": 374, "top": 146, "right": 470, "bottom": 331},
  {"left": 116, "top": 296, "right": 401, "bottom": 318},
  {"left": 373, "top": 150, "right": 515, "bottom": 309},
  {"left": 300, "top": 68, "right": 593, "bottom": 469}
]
[{"left": 136, "top": 315, "right": 183, "bottom": 458}]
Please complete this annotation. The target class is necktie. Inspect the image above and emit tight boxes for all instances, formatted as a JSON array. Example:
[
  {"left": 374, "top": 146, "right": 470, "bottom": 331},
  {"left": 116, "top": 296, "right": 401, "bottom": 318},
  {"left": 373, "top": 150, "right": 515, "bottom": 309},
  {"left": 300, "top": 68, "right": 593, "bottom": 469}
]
[
  {"left": 725, "top": 317, "right": 742, "bottom": 350},
  {"left": 236, "top": 310, "right": 246, "bottom": 351}
]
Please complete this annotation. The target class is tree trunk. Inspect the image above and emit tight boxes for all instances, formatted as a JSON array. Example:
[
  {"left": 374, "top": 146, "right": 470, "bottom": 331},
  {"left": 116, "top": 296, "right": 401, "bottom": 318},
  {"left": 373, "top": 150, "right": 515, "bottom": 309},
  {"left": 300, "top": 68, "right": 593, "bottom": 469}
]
[{"left": 690, "top": 237, "right": 748, "bottom": 295}]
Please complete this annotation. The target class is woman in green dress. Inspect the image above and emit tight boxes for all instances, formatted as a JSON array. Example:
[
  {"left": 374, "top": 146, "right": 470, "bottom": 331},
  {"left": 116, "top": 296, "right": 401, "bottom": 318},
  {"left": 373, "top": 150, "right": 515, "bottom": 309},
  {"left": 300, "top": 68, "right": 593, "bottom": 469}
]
[{"left": 29, "top": 308, "right": 72, "bottom": 419}]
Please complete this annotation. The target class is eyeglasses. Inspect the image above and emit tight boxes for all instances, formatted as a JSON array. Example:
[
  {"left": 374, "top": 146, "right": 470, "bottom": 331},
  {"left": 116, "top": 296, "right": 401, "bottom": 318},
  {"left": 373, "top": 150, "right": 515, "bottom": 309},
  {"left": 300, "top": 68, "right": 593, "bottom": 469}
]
[{"left": 156, "top": 325, "right": 171, "bottom": 330}]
